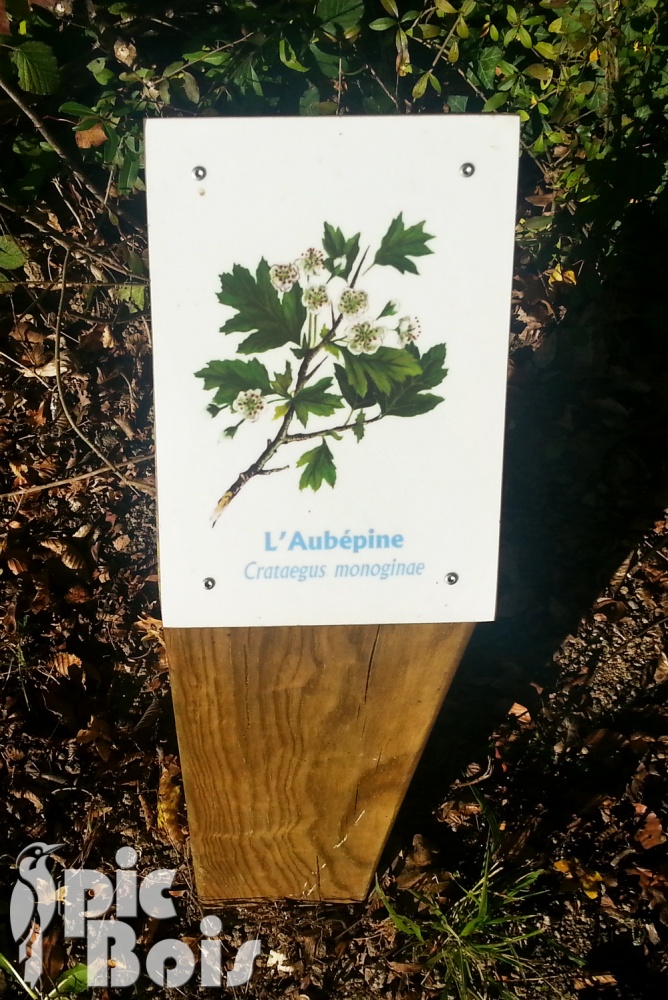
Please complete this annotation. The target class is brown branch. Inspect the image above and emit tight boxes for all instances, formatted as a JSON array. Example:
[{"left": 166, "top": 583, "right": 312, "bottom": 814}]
[
  {"left": 285, "top": 413, "right": 383, "bottom": 444},
  {"left": 211, "top": 245, "right": 374, "bottom": 522},
  {"left": 0, "top": 197, "right": 143, "bottom": 279},
  {"left": 0, "top": 452, "right": 155, "bottom": 502},
  {"left": 0, "top": 74, "right": 142, "bottom": 231},
  {"left": 53, "top": 252, "right": 140, "bottom": 494}
]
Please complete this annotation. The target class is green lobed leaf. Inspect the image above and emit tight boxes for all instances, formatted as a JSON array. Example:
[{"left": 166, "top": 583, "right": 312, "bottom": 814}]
[
  {"left": 292, "top": 377, "right": 344, "bottom": 427},
  {"left": 0, "top": 236, "right": 26, "bottom": 270},
  {"left": 194, "top": 357, "right": 271, "bottom": 406},
  {"left": 11, "top": 41, "right": 60, "bottom": 95},
  {"left": 322, "top": 223, "right": 360, "bottom": 280},
  {"left": 476, "top": 45, "right": 503, "bottom": 89},
  {"left": 381, "top": 343, "right": 448, "bottom": 416},
  {"left": 218, "top": 259, "right": 307, "bottom": 353},
  {"left": 296, "top": 440, "right": 337, "bottom": 491},
  {"left": 341, "top": 347, "right": 422, "bottom": 396},
  {"left": 373, "top": 213, "right": 435, "bottom": 274}
]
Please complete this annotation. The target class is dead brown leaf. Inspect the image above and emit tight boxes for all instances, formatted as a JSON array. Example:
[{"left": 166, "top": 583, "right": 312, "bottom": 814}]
[
  {"left": 436, "top": 799, "right": 482, "bottom": 828},
  {"left": 158, "top": 759, "right": 185, "bottom": 847},
  {"left": 40, "top": 539, "right": 87, "bottom": 572},
  {"left": 114, "top": 39, "right": 137, "bottom": 65},
  {"left": 51, "top": 653, "right": 83, "bottom": 679},
  {"left": 508, "top": 702, "right": 532, "bottom": 726},
  {"left": 76, "top": 717, "right": 114, "bottom": 761},
  {"left": 636, "top": 811, "right": 666, "bottom": 850},
  {"left": 75, "top": 123, "right": 107, "bottom": 148}
]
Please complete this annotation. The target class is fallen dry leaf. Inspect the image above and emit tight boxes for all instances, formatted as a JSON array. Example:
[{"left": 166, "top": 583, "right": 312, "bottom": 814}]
[
  {"left": 51, "top": 652, "right": 82, "bottom": 678},
  {"left": 157, "top": 760, "right": 185, "bottom": 847},
  {"left": 508, "top": 702, "right": 532, "bottom": 726},
  {"left": 636, "top": 811, "right": 665, "bottom": 850}
]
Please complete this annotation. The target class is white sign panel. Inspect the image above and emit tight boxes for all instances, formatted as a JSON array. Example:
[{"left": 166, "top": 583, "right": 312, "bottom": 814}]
[{"left": 146, "top": 115, "right": 519, "bottom": 628}]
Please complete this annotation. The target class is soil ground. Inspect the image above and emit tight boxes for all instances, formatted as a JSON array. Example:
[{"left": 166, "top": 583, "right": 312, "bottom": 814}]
[{"left": 1, "top": 167, "right": 667, "bottom": 999}]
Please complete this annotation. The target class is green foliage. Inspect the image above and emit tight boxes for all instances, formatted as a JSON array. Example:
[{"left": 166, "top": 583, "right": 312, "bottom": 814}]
[
  {"left": 10, "top": 41, "right": 60, "bottom": 94},
  {"left": 0, "top": 0, "right": 664, "bottom": 281},
  {"left": 217, "top": 260, "right": 307, "bottom": 354},
  {"left": 374, "top": 840, "right": 546, "bottom": 1000},
  {"left": 194, "top": 358, "right": 271, "bottom": 405},
  {"left": 374, "top": 214, "right": 435, "bottom": 274},
  {"left": 0, "top": 235, "right": 26, "bottom": 269},
  {"left": 291, "top": 378, "right": 344, "bottom": 427},
  {"left": 197, "top": 217, "right": 448, "bottom": 506},
  {"left": 297, "top": 440, "right": 337, "bottom": 491},
  {"left": 46, "top": 964, "right": 91, "bottom": 997}
]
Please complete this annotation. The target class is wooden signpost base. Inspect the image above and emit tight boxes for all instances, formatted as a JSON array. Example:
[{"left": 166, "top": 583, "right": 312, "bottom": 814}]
[{"left": 164, "top": 622, "right": 473, "bottom": 904}]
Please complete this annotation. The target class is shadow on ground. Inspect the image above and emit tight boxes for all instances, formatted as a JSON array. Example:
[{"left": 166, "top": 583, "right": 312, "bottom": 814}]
[{"left": 385, "top": 182, "right": 668, "bottom": 861}]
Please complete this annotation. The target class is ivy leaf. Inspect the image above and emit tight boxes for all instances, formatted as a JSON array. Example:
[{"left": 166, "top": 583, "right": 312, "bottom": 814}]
[
  {"left": 476, "top": 45, "right": 503, "bottom": 89},
  {"left": 194, "top": 358, "right": 271, "bottom": 406},
  {"left": 292, "top": 377, "right": 344, "bottom": 427},
  {"left": 297, "top": 440, "right": 337, "bottom": 491},
  {"left": 322, "top": 223, "right": 360, "bottom": 280},
  {"left": 11, "top": 41, "right": 60, "bottom": 95},
  {"left": 0, "top": 236, "right": 26, "bottom": 270},
  {"left": 373, "top": 213, "right": 435, "bottom": 274},
  {"left": 218, "top": 259, "right": 306, "bottom": 353},
  {"left": 341, "top": 346, "right": 422, "bottom": 396}
]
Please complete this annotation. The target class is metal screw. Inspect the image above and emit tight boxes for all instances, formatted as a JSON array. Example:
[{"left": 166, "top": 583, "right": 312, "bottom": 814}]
[
  {"left": 460, "top": 162, "right": 475, "bottom": 178},
  {"left": 193, "top": 166, "right": 207, "bottom": 180},
  {"left": 203, "top": 577, "right": 216, "bottom": 590},
  {"left": 446, "top": 572, "right": 459, "bottom": 585}
]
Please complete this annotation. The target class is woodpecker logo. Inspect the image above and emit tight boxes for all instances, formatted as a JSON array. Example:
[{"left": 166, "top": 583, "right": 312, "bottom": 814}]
[{"left": 11, "top": 843, "right": 261, "bottom": 989}]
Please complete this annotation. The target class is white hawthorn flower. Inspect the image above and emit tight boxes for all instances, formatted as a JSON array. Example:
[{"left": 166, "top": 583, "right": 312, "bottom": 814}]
[
  {"left": 232, "top": 389, "right": 265, "bottom": 422},
  {"left": 338, "top": 288, "right": 369, "bottom": 318},
  {"left": 302, "top": 284, "right": 329, "bottom": 313},
  {"left": 269, "top": 263, "right": 299, "bottom": 293},
  {"left": 346, "top": 321, "right": 385, "bottom": 355},
  {"left": 298, "top": 248, "right": 326, "bottom": 279},
  {"left": 397, "top": 315, "right": 420, "bottom": 345}
]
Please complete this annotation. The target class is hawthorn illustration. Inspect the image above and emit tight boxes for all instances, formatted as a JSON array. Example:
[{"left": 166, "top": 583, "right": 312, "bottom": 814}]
[{"left": 195, "top": 215, "right": 448, "bottom": 524}]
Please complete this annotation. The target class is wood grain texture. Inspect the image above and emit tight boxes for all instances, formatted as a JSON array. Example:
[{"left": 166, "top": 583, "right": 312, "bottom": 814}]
[{"left": 164, "top": 622, "right": 473, "bottom": 903}]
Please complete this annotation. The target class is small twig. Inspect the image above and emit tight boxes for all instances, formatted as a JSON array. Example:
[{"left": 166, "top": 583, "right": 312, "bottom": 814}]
[
  {"left": 53, "top": 252, "right": 140, "bottom": 494},
  {"left": 0, "top": 197, "right": 141, "bottom": 279},
  {"left": 359, "top": 57, "right": 400, "bottom": 110},
  {"left": 0, "top": 74, "right": 142, "bottom": 231},
  {"left": 152, "top": 37, "right": 247, "bottom": 85},
  {"left": 0, "top": 349, "right": 52, "bottom": 390},
  {"left": 285, "top": 414, "right": 383, "bottom": 443},
  {"left": 0, "top": 452, "right": 155, "bottom": 501},
  {"left": 0, "top": 280, "right": 146, "bottom": 289}
]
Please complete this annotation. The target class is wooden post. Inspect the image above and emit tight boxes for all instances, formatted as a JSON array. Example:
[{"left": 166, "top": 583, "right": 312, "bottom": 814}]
[{"left": 165, "top": 622, "right": 473, "bottom": 903}]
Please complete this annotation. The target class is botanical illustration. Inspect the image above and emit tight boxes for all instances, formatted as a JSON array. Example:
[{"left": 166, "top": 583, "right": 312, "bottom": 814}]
[{"left": 195, "top": 215, "right": 448, "bottom": 524}]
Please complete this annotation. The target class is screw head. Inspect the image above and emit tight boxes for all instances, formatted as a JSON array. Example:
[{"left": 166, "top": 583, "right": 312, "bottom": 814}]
[
  {"left": 203, "top": 577, "right": 216, "bottom": 590},
  {"left": 193, "top": 165, "right": 207, "bottom": 180},
  {"left": 446, "top": 572, "right": 459, "bottom": 585},
  {"left": 460, "top": 162, "right": 475, "bottom": 178}
]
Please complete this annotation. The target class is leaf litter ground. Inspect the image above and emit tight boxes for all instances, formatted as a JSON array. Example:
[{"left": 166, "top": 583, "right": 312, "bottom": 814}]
[{"left": 1, "top": 179, "right": 668, "bottom": 1000}]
